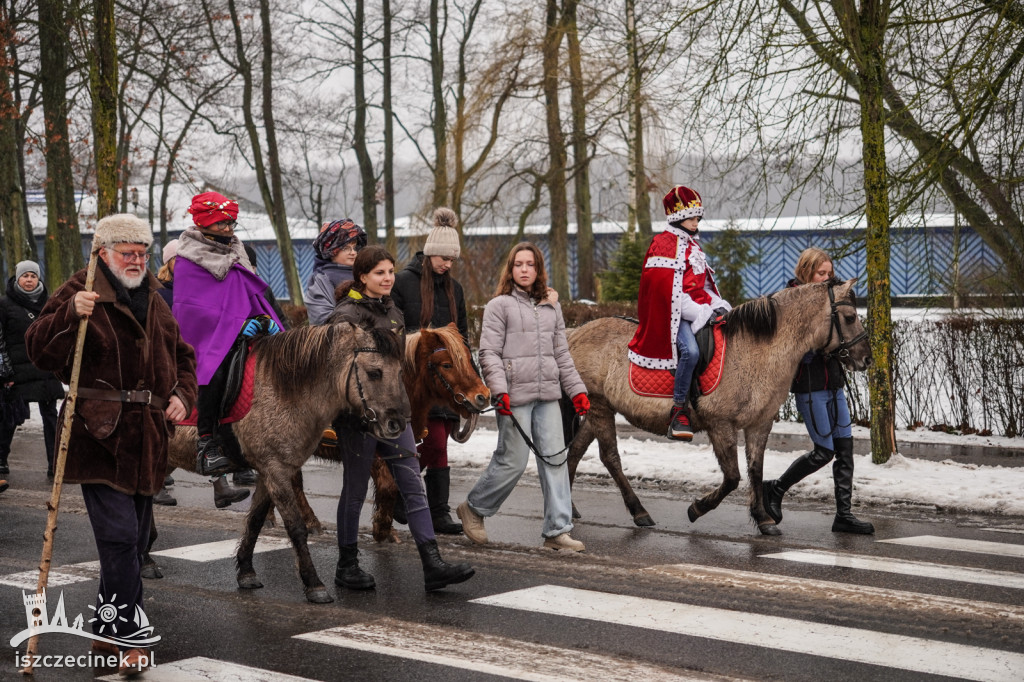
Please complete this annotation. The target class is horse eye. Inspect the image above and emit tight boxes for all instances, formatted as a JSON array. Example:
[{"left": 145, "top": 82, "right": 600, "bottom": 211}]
[
  {"left": 367, "top": 368, "right": 383, "bottom": 380},
  {"left": 844, "top": 314, "right": 857, "bottom": 324},
  {"left": 441, "top": 363, "right": 454, "bottom": 370}
]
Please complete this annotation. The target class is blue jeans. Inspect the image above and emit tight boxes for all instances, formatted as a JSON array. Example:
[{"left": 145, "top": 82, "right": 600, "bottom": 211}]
[
  {"left": 467, "top": 400, "right": 574, "bottom": 538},
  {"left": 673, "top": 322, "right": 700, "bottom": 405},
  {"left": 795, "top": 390, "right": 853, "bottom": 450},
  {"left": 336, "top": 424, "right": 433, "bottom": 546}
]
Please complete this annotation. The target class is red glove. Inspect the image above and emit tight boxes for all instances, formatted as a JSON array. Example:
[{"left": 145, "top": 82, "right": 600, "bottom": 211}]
[
  {"left": 572, "top": 393, "right": 590, "bottom": 416},
  {"left": 494, "top": 393, "right": 512, "bottom": 416}
]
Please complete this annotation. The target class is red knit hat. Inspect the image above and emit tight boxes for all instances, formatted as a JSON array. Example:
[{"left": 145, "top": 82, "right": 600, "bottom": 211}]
[
  {"left": 663, "top": 186, "right": 703, "bottom": 224},
  {"left": 188, "top": 191, "right": 239, "bottom": 229}
]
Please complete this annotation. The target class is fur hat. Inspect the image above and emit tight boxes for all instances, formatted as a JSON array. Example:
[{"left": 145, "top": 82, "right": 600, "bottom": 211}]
[
  {"left": 93, "top": 213, "right": 153, "bottom": 251},
  {"left": 663, "top": 186, "right": 704, "bottom": 224},
  {"left": 15, "top": 260, "right": 40, "bottom": 279},
  {"left": 161, "top": 238, "right": 179, "bottom": 263},
  {"left": 423, "top": 207, "right": 460, "bottom": 259}
]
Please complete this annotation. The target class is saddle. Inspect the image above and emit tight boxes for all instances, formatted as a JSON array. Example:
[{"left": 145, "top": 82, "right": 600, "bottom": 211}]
[
  {"left": 628, "top": 318, "right": 728, "bottom": 401},
  {"left": 176, "top": 341, "right": 257, "bottom": 427}
]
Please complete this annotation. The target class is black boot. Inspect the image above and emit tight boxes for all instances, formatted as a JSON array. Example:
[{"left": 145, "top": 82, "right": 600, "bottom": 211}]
[
  {"left": 762, "top": 444, "right": 835, "bottom": 524},
  {"left": 425, "top": 467, "right": 463, "bottom": 534},
  {"left": 0, "top": 454, "right": 8, "bottom": 475},
  {"left": 831, "top": 437, "right": 874, "bottom": 534},
  {"left": 417, "top": 539, "right": 474, "bottom": 591},
  {"left": 212, "top": 475, "right": 250, "bottom": 508},
  {"left": 335, "top": 543, "right": 375, "bottom": 590},
  {"left": 196, "top": 435, "right": 231, "bottom": 476}
]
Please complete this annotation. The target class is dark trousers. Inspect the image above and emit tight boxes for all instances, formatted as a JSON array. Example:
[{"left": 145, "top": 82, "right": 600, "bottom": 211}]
[
  {"left": 417, "top": 418, "right": 455, "bottom": 469},
  {"left": 0, "top": 399, "right": 58, "bottom": 469},
  {"left": 196, "top": 354, "right": 232, "bottom": 437},
  {"left": 80, "top": 483, "right": 153, "bottom": 642},
  {"left": 336, "top": 425, "right": 433, "bottom": 546}
]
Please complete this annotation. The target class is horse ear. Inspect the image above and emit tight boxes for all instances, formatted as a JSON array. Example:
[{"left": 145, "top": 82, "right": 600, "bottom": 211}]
[{"left": 838, "top": 278, "right": 858, "bottom": 297}]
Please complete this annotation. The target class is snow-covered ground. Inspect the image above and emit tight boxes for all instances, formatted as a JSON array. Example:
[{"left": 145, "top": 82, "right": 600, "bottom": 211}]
[{"left": 13, "top": 405, "right": 1024, "bottom": 517}]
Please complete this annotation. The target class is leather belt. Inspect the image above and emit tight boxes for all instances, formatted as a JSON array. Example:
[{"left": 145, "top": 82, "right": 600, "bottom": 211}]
[{"left": 77, "top": 387, "right": 167, "bottom": 410}]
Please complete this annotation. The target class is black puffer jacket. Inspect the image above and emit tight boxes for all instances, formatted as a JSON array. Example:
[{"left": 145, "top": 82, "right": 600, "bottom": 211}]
[
  {"left": 391, "top": 252, "right": 469, "bottom": 340},
  {"left": 0, "top": 276, "right": 65, "bottom": 403},
  {"left": 786, "top": 278, "right": 846, "bottom": 394}
]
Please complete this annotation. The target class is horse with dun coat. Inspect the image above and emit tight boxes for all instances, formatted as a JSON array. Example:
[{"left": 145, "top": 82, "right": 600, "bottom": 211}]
[
  {"left": 166, "top": 322, "right": 407, "bottom": 603},
  {"left": 565, "top": 279, "right": 870, "bottom": 534}
]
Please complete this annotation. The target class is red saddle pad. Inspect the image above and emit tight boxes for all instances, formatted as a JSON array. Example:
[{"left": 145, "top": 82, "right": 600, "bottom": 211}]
[
  {"left": 176, "top": 352, "right": 257, "bottom": 427},
  {"left": 628, "top": 325, "right": 727, "bottom": 399}
]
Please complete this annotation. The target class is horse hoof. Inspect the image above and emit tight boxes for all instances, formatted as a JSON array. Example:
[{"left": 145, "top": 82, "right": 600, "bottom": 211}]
[
  {"left": 633, "top": 513, "right": 656, "bottom": 527},
  {"left": 758, "top": 522, "right": 782, "bottom": 536},
  {"left": 237, "top": 573, "right": 264, "bottom": 590},
  {"left": 687, "top": 503, "right": 701, "bottom": 523},
  {"left": 307, "top": 521, "right": 324, "bottom": 536},
  {"left": 141, "top": 563, "right": 163, "bottom": 580},
  {"left": 305, "top": 587, "right": 334, "bottom": 604}
]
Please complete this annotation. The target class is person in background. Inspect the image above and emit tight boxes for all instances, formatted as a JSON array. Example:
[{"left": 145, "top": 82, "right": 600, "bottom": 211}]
[
  {"left": 762, "top": 247, "right": 874, "bottom": 534},
  {"left": 303, "top": 220, "right": 367, "bottom": 325},
  {"left": 390, "top": 207, "right": 469, "bottom": 534},
  {"left": 325, "top": 245, "right": 475, "bottom": 593},
  {"left": 152, "top": 238, "right": 249, "bottom": 508},
  {"left": 457, "top": 242, "right": 590, "bottom": 552},
  {"left": 627, "top": 186, "right": 731, "bottom": 441},
  {"left": 172, "top": 191, "right": 282, "bottom": 476},
  {"left": 25, "top": 214, "right": 196, "bottom": 676},
  {"left": 0, "top": 260, "right": 64, "bottom": 479}
]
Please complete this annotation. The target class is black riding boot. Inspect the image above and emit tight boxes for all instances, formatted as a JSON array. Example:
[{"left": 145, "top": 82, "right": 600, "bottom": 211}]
[
  {"left": 417, "top": 539, "right": 474, "bottom": 591},
  {"left": 831, "top": 437, "right": 874, "bottom": 534},
  {"left": 335, "top": 543, "right": 376, "bottom": 590},
  {"left": 425, "top": 467, "right": 463, "bottom": 534},
  {"left": 762, "top": 444, "right": 835, "bottom": 524}
]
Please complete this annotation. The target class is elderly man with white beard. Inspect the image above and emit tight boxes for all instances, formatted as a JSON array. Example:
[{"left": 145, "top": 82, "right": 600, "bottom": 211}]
[{"left": 26, "top": 214, "right": 197, "bottom": 676}]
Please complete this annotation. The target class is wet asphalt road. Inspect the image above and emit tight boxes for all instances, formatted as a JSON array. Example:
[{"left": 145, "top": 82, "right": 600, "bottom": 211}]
[{"left": 1, "top": 429, "right": 1023, "bottom": 681}]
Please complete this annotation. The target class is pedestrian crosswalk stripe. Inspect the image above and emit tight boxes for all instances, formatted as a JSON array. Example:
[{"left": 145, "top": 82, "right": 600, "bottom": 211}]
[
  {"left": 149, "top": 537, "right": 289, "bottom": 562},
  {"left": 295, "top": 618, "right": 704, "bottom": 681},
  {"left": 761, "top": 549, "right": 1024, "bottom": 589},
  {"left": 473, "top": 585, "right": 1024, "bottom": 682},
  {"left": 97, "top": 656, "right": 314, "bottom": 681},
  {"left": 879, "top": 535, "right": 1024, "bottom": 558},
  {"left": 0, "top": 561, "right": 99, "bottom": 591}
]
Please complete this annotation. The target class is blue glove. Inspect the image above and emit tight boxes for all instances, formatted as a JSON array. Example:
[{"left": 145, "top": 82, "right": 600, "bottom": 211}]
[{"left": 241, "top": 315, "right": 280, "bottom": 338}]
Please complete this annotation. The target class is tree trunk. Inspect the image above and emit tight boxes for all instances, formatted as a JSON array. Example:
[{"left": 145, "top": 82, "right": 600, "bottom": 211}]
[
  {"left": 257, "top": 0, "right": 300, "bottom": 303},
  {"left": 353, "top": 0, "right": 378, "bottom": 243},
  {"left": 625, "top": 0, "right": 651, "bottom": 239},
  {"left": 543, "top": 0, "right": 569, "bottom": 297},
  {"left": 382, "top": 0, "right": 396, "bottom": 254},
  {"left": 39, "top": 0, "right": 83, "bottom": 289},
  {"left": 89, "top": 0, "right": 118, "bottom": 218},
  {"left": 429, "top": 0, "right": 448, "bottom": 207},
  {"left": 563, "top": 0, "right": 593, "bottom": 299},
  {"left": 847, "top": 0, "right": 897, "bottom": 461},
  {"left": 0, "top": 6, "right": 33, "bottom": 274}
]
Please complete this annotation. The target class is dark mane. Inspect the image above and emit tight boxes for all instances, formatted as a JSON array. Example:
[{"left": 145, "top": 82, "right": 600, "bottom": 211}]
[
  {"left": 252, "top": 324, "right": 344, "bottom": 399},
  {"left": 368, "top": 326, "right": 402, "bottom": 359},
  {"left": 721, "top": 295, "right": 778, "bottom": 341}
]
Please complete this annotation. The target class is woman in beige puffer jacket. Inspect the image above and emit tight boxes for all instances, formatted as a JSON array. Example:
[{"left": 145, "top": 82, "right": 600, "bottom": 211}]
[{"left": 456, "top": 242, "right": 590, "bottom": 552}]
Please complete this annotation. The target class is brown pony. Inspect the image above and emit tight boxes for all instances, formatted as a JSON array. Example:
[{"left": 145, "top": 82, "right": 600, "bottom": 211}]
[
  {"left": 565, "top": 279, "right": 870, "bottom": 535},
  {"left": 166, "top": 322, "right": 407, "bottom": 603}
]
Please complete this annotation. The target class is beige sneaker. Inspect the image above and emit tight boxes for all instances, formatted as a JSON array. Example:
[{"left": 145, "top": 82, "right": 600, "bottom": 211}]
[
  {"left": 456, "top": 501, "right": 488, "bottom": 545},
  {"left": 543, "top": 533, "right": 585, "bottom": 552}
]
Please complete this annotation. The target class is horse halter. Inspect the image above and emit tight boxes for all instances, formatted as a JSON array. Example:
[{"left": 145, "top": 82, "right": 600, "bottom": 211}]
[
  {"left": 822, "top": 283, "right": 868, "bottom": 359},
  {"left": 347, "top": 346, "right": 384, "bottom": 428},
  {"left": 427, "top": 346, "right": 484, "bottom": 413}
]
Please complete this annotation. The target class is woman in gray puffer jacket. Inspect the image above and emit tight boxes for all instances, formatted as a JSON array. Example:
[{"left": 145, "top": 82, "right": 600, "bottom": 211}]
[{"left": 456, "top": 242, "right": 590, "bottom": 552}]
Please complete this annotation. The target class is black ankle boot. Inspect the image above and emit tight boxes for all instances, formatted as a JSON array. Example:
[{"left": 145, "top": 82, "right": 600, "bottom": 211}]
[
  {"left": 425, "top": 467, "right": 463, "bottom": 534},
  {"left": 417, "top": 539, "right": 474, "bottom": 591},
  {"left": 831, "top": 437, "right": 874, "bottom": 534},
  {"left": 335, "top": 543, "right": 375, "bottom": 590},
  {"left": 762, "top": 445, "right": 834, "bottom": 524},
  {"left": 196, "top": 435, "right": 231, "bottom": 476}
]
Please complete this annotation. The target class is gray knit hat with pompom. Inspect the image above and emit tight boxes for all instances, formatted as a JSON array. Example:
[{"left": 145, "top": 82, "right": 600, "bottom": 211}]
[{"left": 423, "top": 207, "right": 460, "bottom": 259}]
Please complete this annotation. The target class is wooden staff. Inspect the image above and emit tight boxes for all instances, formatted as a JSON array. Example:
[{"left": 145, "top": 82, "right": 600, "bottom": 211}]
[{"left": 21, "top": 248, "right": 99, "bottom": 675}]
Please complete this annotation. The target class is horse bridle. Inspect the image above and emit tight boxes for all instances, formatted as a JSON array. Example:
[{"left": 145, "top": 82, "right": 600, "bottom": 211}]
[
  {"left": 427, "top": 346, "right": 487, "bottom": 414},
  {"left": 822, "top": 283, "right": 868, "bottom": 359},
  {"left": 347, "top": 346, "right": 383, "bottom": 429}
]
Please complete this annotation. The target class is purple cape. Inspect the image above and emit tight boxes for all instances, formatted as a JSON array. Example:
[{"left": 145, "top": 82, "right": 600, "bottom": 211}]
[{"left": 173, "top": 258, "right": 282, "bottom": 385}]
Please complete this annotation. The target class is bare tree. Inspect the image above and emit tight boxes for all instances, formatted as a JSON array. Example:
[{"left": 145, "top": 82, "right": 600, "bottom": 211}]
[
  {"left": 0, "top": 1, "right": 33, "bottom": 273},
  {"left": 542, "top": 0, "right": 568, "bottom": 296},
  {"left": 88, "top": 0, "right": 118, "bottom": 217}
]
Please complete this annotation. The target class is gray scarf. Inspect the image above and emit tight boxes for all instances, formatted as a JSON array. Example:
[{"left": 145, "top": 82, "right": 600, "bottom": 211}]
[{"left": 176, "top": 227, "right": 253, "bottom": 281}]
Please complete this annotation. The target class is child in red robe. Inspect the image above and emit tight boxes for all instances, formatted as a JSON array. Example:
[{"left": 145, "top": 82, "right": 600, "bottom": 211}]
[{"left": 627, "top": 186, "right": 731, "bottom": 440}]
